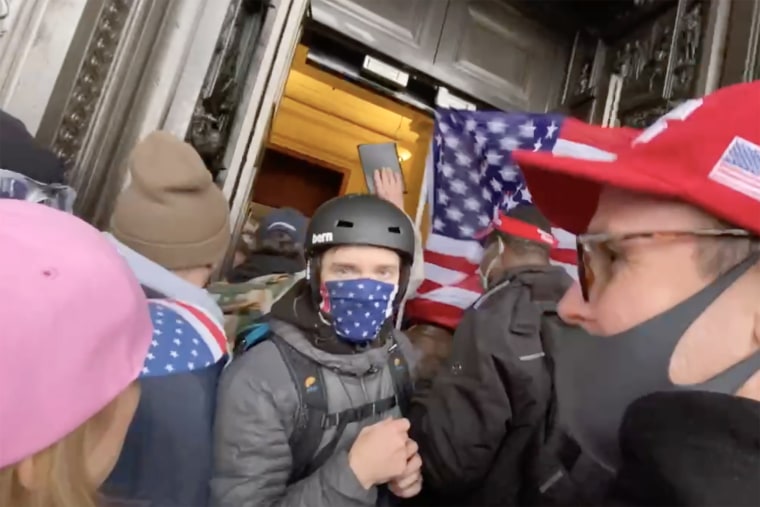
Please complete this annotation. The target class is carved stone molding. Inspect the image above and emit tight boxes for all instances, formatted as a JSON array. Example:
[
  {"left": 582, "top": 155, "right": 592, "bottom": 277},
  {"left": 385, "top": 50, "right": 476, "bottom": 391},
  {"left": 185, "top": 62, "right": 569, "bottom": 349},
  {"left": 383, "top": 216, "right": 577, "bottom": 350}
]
[
  {"left": 563, "top": 32, "right": 602, "bottom": 106},
  {"left": 620, "top": 102, "right": 674, "bottom": 128},
  {"left": 568, "top": 99, "right": 595, "bottom": 123},
  {"left": 670, "top": 0, "right": 706, "bottom": 100},
  {"left": 613, "top": 4, "right": 679, "bottom": 112},
  {"left": 51, "top": 0, "right": 132, "bottom": 171},
  {"left": 612, "top": 0, "right": 707, "bottom": 122},
  {"left": 0, "top": 0, "right": 10, "bottom": 37},
  {"left": 186, "top": 0, "right": 267, "bottom": 180}
]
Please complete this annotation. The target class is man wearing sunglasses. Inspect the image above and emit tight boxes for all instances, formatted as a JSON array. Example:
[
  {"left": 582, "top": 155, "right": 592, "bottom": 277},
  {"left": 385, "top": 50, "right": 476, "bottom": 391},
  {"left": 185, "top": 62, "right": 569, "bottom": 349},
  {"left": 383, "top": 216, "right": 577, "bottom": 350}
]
[{"left": 513, "top": 81, "right": 760, "bottom": 505}]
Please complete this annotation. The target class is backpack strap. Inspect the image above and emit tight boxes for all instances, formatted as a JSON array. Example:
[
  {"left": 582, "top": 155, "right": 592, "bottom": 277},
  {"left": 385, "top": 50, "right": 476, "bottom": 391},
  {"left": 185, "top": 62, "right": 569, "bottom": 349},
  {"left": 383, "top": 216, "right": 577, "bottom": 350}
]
[
  {"left": 250, "top": 327, "right": 413, "bottom": 484},
  {"left": 307, "top": 331, "right": 411, "bottom": 475},
  {"left": 534, "top": 301, "right": 560, "bottom": 436},
  {"left": 267, "top": 334, "right": 328, "bottom": 484},
  {"left": 530, "top": 300, "right": 588, "bottom": 504},
  {"left": 308, "top": 393, "right": 401, "bottom": 475},
  {"left": 387, "top": 331, "right": 412, "bottom": 414},
  {"left": 235, "top": 317, "right": 273, "bottom": 355}
]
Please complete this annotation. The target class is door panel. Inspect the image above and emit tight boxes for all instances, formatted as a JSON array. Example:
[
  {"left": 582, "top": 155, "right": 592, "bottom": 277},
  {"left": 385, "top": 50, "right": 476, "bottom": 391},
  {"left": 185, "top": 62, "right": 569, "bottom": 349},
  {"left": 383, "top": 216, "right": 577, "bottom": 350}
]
[
  {"left": 253, "top": 148, "right": 344, "bottom": 217},
  {"left": 720, "top": 0, "right": 760, "bottom": 85},
  {"left": 310, "top": 0, "right": 447, "bottom": 71},
  {"left": 433, "top": 1, "right": 569, "bottom": 111},
  {"left": 221, "top": 0, "right": 308, "bottom": 269}
]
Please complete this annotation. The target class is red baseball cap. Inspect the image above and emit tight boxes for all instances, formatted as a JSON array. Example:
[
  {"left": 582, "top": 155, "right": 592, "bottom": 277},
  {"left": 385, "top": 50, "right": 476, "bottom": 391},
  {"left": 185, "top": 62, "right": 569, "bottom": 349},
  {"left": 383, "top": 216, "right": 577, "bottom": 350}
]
[
  {"left": 475, "top": 207, "right": 558, "bottom": 247},
  {"left": 513, "top": 81, "right": 760, "bottom": 235}
]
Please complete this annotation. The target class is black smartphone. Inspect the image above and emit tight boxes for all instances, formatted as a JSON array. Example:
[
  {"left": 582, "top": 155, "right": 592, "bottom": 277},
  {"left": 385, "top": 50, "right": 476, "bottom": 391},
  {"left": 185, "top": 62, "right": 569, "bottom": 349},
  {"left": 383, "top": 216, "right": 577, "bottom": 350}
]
[{"left": 357, "top": 142, "right": 407, "bottom": 194}]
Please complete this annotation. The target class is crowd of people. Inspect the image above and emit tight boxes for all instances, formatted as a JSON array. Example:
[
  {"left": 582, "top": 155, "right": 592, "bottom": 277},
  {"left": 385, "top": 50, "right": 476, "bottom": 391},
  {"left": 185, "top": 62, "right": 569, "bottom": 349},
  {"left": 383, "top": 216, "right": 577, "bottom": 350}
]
[{"left": 0, "top": 81, "right": 759, "bottom": 507}]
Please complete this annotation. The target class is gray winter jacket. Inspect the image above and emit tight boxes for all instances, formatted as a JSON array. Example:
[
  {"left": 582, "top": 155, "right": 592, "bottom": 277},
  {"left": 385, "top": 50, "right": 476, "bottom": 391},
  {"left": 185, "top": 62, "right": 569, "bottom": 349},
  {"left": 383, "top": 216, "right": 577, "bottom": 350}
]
[{"left": 210, "top": 284, "right": 418, "bottom": 507}]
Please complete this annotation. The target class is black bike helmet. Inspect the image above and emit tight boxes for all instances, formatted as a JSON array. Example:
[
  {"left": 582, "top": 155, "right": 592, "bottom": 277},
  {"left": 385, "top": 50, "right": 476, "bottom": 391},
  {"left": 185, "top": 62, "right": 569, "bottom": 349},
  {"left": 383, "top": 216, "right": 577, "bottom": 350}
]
[
  {"left": 305, "top": 194, "right": 415, "bottom": 261},
  {"left": 304, "top": 194, "right": 416, "bottom": 307}
]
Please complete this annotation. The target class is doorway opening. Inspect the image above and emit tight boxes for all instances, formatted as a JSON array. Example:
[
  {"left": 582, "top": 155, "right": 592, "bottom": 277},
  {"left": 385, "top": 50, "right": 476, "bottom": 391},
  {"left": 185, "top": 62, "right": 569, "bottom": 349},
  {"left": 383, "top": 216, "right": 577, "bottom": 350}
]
[
  {"left": 245, "top": 44, "right": 435, "bottom": 225},
  {"left": 253, "top": 147, "right": 348, "bottom": 217}
]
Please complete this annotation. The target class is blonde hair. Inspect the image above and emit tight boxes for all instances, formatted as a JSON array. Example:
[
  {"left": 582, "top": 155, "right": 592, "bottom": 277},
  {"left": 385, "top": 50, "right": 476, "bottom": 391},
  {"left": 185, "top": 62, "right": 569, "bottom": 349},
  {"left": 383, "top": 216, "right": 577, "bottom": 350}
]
[{"left": 0, "top": 396, "right": 120, "bottom": 507}]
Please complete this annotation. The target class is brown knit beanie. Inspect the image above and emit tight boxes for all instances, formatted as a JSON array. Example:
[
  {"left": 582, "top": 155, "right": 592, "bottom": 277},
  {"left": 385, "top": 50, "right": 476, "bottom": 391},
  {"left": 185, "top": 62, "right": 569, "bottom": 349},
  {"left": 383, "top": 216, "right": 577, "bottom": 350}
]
[{"left": 111, "top": 131, "right": 230, "bottom": 270}]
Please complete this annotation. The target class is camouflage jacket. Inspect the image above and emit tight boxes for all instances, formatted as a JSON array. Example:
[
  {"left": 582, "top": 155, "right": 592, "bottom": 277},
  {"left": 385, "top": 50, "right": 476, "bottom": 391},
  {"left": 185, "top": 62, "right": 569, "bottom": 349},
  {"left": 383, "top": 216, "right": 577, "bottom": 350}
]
[{"left": 207, "top": 272, "right": 304, "bottom": 341}]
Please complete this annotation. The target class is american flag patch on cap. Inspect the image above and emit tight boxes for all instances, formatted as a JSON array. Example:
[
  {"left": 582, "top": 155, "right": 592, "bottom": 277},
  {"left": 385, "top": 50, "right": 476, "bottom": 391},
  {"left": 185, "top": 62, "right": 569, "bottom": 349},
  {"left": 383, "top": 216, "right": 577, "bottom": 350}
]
[{"left": 709, "top": 136, "right": 760, "bottom": 201}]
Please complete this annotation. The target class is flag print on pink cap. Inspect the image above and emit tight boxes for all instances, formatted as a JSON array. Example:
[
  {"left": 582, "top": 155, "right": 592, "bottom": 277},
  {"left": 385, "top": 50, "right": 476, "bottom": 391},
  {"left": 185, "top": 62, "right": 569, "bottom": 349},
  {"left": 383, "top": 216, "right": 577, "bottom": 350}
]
[{"left": 144, "top": 299, "right": 228, "bottom": 376}]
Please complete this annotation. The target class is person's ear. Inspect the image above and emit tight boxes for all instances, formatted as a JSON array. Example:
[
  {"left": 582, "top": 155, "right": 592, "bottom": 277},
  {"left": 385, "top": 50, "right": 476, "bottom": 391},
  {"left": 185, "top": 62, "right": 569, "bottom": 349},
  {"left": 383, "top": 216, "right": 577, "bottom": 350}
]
[
  {"left": 495, "top": 236, "right": 506, "bottom": 263},
  {"left": 17, "top": 456, "right": 37, "bottom": 490}
]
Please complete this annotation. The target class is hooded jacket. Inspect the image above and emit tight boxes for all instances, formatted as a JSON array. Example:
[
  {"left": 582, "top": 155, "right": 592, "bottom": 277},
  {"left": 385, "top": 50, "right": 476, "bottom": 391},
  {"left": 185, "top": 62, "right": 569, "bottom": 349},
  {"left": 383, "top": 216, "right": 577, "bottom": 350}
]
[
  {"left": 0, "top": 109, "right": 66, "bottom": 184},
  {"left": 105, "top": 299, "right": 227, "bottom": 507},
  {"left": 210, "top": 280, "right": 418, "bottom": 507},
  {"left": 409, "top": 265, "right": 573, "bottom": 505},
  {"left": 104, "top": 232, "right": 225, "bottom": 325}
]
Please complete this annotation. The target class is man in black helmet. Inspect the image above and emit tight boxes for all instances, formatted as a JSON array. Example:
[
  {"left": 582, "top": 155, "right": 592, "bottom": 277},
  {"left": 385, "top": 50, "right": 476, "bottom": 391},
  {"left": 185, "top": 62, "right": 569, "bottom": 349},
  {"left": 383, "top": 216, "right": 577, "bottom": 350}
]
[{"left": 211, "top": 194, "right": 423, "bottom": 507}]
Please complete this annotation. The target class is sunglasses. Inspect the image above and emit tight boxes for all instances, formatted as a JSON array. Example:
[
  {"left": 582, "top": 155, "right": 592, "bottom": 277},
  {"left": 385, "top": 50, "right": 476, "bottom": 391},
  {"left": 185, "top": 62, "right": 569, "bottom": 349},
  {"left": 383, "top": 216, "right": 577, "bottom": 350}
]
[
  {"left": 0, "top": 169, "right": 77, "bottom": 213},
  {"left": 576, "top": 228, "right": 754, "bottom": 301}
]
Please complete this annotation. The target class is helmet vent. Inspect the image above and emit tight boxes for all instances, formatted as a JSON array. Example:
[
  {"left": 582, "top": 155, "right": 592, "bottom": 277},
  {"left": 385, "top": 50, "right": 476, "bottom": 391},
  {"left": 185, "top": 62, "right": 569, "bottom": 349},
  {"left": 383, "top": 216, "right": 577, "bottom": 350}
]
[
  {"left": 336, "top": 220, "right": 354, "bottom": 228},
  {"left": 388, "top": 226, "right": 401, "bottom": 234}
]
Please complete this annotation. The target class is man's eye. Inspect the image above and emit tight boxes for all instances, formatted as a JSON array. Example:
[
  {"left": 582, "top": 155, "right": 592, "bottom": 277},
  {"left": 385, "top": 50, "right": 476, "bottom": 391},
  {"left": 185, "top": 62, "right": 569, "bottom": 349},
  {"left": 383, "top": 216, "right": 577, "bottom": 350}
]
[{"left": 600, "top": 243, "right": 626, "bottom": 270}]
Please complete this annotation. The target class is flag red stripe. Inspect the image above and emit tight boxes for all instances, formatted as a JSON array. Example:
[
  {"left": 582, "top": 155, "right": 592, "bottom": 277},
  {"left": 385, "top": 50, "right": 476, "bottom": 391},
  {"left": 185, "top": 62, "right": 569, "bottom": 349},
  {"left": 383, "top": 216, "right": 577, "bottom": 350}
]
[
  {"left": 405, "top": 298, "right": 462, "bottom": 330},
  {"left": 424, "top": 249, "right": 479, "bottom": 273},
  {"left": 550, "top": 247, "right": 577, "bottom": 265},
  {"left": 415, "top": 278, "right": 445, "bottom": 294},
  {"left": 173, "top": 300, "right": 228, "bottom": 354},
  {"left": 414, "top": 272, "right": 482, "bottom": 296}
]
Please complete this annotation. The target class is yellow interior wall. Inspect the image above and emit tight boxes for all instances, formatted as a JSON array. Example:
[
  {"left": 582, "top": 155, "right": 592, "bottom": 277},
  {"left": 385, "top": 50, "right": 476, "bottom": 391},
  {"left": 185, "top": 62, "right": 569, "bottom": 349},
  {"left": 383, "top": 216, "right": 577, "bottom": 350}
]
[{"left": 267, "top": 45, "right": 433, "bottom": 218}]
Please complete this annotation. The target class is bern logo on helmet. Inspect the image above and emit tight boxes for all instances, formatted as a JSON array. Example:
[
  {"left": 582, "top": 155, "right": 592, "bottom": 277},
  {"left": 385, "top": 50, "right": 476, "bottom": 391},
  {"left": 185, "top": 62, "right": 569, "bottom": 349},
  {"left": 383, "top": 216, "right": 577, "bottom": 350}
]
[{"left": 311, "top": 232, "right": 333, "bottom": 244}]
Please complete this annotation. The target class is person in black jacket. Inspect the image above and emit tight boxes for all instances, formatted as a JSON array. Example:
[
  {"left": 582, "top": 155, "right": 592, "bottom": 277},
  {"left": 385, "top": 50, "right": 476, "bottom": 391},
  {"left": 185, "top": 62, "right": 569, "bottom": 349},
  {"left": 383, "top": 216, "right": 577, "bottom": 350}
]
[
  {"left": 0, "top": 109, "right": 67, "bottom": 185},
  {"left": 227, "top": 207, "right": 308, "bottom": 282},
  {"left": 0, "top": 108, "right": 75, "bottom": 212},
  {"left": 409, "top": 205, "right": 579, "bottom": 506},
  {"left": 512, "top": 81, "right": 760, "bottom": 506}
]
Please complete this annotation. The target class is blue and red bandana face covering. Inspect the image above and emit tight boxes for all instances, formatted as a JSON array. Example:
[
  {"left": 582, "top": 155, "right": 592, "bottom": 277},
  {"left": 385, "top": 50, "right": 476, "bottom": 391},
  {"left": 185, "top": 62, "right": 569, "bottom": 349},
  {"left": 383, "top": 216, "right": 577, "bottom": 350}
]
[{"left": 319, "top": 278, "right": 398, "bottom": 344}]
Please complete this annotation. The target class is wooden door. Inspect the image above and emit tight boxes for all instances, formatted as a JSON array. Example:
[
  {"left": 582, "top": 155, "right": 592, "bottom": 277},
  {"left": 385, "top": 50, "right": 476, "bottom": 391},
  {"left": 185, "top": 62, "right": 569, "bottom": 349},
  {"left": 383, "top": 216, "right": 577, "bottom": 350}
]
[
  {"left": 433, "top": 1, "right": 570, "bottom": 111},
  {"left": 252, "top": 148, "right": 345, "bottom": 216}
]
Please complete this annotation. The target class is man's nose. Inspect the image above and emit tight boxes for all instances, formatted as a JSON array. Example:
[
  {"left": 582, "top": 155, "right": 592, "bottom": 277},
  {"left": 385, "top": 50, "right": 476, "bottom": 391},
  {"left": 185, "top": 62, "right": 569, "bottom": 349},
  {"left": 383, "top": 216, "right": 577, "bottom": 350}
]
[{"left": 557, "top": 282, "right": 593, "bottom": 326}]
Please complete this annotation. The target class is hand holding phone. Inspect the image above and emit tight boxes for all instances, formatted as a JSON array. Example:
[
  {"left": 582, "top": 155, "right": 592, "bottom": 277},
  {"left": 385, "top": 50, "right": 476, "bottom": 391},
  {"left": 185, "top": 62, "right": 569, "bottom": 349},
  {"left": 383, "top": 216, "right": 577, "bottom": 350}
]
[
  {"left": 358, "top": 142, "right": 406, "bottom": 194},
  {"left": 374, "top": 168, "right": 405, "bottom": 211}
]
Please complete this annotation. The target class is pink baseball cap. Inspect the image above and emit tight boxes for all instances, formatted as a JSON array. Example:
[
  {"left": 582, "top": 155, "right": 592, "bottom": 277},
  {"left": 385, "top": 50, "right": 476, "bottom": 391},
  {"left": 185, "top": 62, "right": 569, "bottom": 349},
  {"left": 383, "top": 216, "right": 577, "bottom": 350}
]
[{"left": 1, "top": 200, "right": 150, "bottom": 468}]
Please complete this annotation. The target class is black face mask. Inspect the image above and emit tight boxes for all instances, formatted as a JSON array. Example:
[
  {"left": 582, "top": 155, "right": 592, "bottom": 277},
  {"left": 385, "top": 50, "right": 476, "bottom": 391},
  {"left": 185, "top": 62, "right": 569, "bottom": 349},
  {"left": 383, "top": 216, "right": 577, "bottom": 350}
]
[{"left": 554, "top": 252, "right": 760, "bottom": 472}]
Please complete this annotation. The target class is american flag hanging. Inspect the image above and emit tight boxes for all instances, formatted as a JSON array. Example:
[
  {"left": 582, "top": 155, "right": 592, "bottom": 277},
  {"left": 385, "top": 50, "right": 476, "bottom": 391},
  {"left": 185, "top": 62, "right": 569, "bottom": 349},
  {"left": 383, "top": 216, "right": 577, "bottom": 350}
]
[{"left": 405, "top": 110, "right": 615, "bottom": 330}]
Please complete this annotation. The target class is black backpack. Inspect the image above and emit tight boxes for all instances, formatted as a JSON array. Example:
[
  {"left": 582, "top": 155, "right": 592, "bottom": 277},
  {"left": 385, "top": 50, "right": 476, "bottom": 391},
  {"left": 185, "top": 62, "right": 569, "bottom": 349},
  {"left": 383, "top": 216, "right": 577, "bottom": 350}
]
[
  {"left": 242, "top": 324, "right": 413, "bottom": 484},
  {"left": 521, "top": 301, "right": 585, "bottom": 506},
  {"left": 456, "top": 286, "right": 585, "bottom": 507}
]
